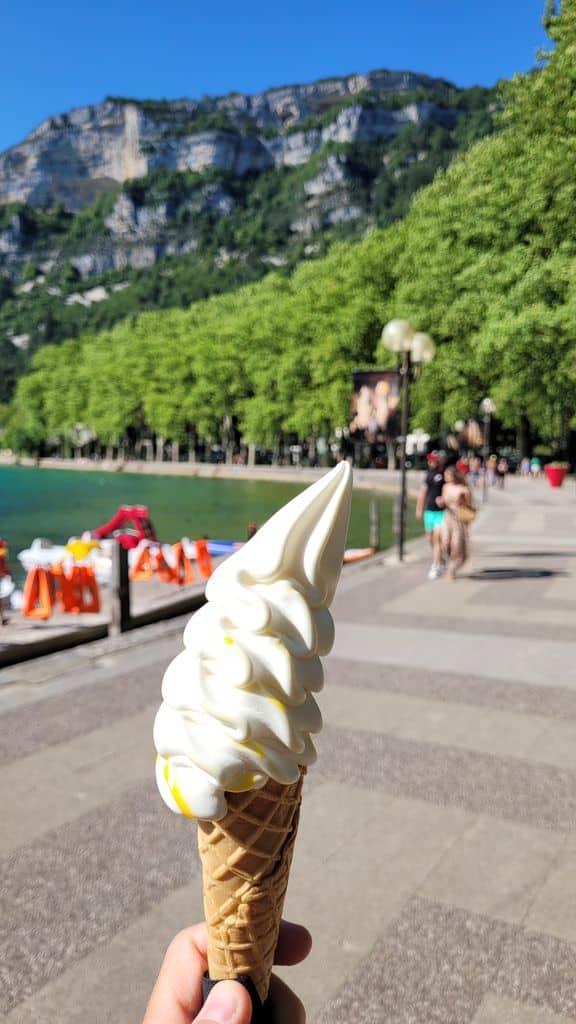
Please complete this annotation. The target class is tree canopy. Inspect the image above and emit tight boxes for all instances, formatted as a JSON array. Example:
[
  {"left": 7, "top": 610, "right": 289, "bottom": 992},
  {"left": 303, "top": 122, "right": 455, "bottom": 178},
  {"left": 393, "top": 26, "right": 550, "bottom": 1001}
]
[{"left": 376, "top": 0, "right": 576, "bottom": 447}]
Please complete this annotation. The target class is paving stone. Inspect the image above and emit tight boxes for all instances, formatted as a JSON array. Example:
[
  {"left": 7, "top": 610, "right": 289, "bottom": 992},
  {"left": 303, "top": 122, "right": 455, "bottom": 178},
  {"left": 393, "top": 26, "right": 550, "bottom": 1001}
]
[
  {"left": 366, "top": 611, "right": 575, "bottom": 642},
  {"left": 314, "top": 898, "right": 511, "bottom": 1024},
  {"left": 326, "top": 657, "right": 576, "bottom": 722},
  {"left": 472, "top": 994, "right": 576, "bottom": 1024},
  {"left": 0, "top": 781, "right": 198, "bottom": 1015},
  {"left": 332, "top": 621, "right": 576, "bottom": 688},
  {"left": 0, "top": 706, "right": 156, "bottom": 854},
  {"left": 419, "top": 817, "right": 563, "bottom": 923},
  {"left": 493, "top": 927, "right": 576, "bottom": 1018},
  {"left": 318, "top": 725, "right": 576, "bottom": 832},
  {"left": 528, "top": 720, "right": 576, "bottom": 772},
  {"left": 316, "top": 897, "right": 576, "bottom": 1024},
  {"left": 279, "top": 787, "right": 472, "bottom": 1018},
  {"left": 524, "top": 846, "right": 576, "bottom": 945},
  {"left": 0, "top": 663, "right": 163, "bottom": 765},
  {"left": 2, "top": 882, "right": 206, "bottom": 1024},
  {"left": 390, "top": 700, "right": 546, "bottom": 762},
  {"left": 322, "top": 684, "right": 552, "bottom": 762}
]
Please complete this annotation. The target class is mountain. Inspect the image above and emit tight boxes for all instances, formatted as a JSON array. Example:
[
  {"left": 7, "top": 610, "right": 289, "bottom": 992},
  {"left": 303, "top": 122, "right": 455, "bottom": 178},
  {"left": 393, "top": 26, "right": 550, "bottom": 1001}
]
[{"left": 0, "top": 70, "right": 496, "bottom": 402}]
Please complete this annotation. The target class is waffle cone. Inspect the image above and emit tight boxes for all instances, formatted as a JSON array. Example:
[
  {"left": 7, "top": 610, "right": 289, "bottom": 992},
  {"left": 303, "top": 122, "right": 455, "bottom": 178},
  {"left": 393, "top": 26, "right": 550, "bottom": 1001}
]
[{"left": 197, "top": 767, "right": 305, "bottom": 1003}]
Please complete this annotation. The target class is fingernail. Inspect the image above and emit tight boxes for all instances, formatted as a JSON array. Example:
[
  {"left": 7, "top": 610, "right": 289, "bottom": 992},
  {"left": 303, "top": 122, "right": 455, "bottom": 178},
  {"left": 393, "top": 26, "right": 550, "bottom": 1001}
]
[{"left": 196, "top": 980, "right": 241, "bottom": 1023}]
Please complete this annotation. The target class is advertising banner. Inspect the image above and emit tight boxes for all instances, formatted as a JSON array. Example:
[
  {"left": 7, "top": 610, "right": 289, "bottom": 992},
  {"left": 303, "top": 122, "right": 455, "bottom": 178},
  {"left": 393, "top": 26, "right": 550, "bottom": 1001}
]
[{"left": 349, "top": 370, "right": 401, "bottom": 439}]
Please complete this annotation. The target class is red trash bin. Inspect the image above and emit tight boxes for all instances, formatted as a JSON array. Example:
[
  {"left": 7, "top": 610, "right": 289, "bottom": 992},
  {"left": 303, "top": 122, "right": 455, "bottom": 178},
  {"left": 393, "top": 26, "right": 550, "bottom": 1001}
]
[{"left": 544, "top": 464, "right": 568, "bottom": 488}]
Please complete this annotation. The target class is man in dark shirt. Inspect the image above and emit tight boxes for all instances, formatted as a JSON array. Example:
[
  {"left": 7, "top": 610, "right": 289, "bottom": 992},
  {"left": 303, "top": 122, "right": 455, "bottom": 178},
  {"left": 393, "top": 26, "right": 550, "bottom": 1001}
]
[{"left": 415, "top": 451, "right": 446, "bottom": 579}]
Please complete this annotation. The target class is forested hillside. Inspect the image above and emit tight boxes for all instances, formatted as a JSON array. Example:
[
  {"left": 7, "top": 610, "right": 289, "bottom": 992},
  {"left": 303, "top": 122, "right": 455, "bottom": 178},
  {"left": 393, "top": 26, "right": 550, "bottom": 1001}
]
[
  {"left": 5, "top": 1, "right": 574, "bottom": 458},
  {"left": 0, "top": 75, "right": 495, "bottom": 402}
]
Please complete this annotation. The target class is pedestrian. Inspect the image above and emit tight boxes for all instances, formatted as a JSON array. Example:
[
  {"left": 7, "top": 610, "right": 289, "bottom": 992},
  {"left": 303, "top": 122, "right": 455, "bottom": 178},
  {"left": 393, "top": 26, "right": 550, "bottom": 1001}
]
[
  {"left": 520, "top": 456, "right": 531, "bottom": 479},
  {"left": 530, "top": 455, "right": 542, "bottom": 479},
  {"left": 0, "top": 538, "right": 9, "bottom": 625},
  {"left": 468, "top": 455, "right": 482, "bottom": 488},
  {"left": 485, "top": 456, "right": 497, "bottom": 487},
  {"left": 437, "top": 466, "right": 475, "bottom": 581},
  {"left": 416, "top": 450, "right": 447, "bottom": 580},
  {"left": 496, "top": 457, "right": 509, "bottom": 489}
]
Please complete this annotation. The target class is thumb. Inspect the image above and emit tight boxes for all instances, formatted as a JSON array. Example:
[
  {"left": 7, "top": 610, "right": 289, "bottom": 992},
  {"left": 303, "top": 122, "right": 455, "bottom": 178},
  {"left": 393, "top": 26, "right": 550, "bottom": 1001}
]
[{"left": 193, "top": 979, "right": 253, "bottom": 1024}]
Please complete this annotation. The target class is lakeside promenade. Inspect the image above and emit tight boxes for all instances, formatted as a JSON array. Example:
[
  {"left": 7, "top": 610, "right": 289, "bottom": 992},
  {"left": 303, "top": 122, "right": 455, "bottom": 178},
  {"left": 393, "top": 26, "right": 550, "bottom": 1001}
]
[
  {"left": 1, "top": 452, "right": 423, "bottom": 493},
  {"left": 1, "top": 475, "right": 576, "bottom": 1022}
]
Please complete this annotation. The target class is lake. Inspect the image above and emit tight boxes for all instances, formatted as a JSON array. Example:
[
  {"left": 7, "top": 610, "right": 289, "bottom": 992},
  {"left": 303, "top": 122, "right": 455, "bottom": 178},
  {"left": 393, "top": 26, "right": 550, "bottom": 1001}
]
[{"left": 0, "top": 465, "right": 421, "bottom": 579}]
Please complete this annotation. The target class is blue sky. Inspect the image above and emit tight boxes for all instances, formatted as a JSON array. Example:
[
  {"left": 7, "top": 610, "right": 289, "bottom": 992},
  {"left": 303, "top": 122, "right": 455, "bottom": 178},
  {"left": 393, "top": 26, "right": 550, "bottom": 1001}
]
[{"left": 1, "top": 0, "right": 549, "bottom": 153}]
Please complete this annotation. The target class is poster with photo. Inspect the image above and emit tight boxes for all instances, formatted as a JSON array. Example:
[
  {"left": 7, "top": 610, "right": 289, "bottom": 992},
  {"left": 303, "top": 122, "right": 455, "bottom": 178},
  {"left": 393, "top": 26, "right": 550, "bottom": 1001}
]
[{"left": 349, "top": 370, "right": 401, "bottom": 439}]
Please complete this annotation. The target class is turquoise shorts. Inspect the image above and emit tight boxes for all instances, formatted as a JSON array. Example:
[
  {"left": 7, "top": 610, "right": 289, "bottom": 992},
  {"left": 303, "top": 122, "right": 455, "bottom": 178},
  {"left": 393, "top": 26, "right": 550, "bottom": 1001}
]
[{"left": 423, "top": 509, "right": 444, "bottom": 532}]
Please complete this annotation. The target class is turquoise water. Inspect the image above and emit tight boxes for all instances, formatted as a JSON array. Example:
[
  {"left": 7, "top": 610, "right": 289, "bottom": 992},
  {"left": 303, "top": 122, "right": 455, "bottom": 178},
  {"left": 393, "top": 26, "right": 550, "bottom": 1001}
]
[{"left": 0, "top": 465, "right": 419, "bottom": 579}]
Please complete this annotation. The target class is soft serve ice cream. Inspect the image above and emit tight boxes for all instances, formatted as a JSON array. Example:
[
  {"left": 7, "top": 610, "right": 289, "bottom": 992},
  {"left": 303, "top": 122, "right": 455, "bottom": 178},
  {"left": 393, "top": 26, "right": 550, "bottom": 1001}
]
[{"left": 154, "top": 462, "right": 352, "bottom": 821}]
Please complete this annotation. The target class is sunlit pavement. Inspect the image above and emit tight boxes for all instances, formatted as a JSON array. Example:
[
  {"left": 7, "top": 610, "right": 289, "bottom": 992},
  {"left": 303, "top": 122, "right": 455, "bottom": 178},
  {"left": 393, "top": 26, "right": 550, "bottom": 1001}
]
[{"left": 2, "top": 474, "right": 576, "bottom": 1022}]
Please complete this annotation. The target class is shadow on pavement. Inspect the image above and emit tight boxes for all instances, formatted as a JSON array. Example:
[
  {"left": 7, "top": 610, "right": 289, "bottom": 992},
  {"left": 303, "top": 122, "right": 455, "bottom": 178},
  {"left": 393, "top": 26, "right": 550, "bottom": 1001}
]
[
  {"left": 468, "top": 568, "right": 568, "bottom": 581},
  {"left": 492, "top": 551, "right": 574, "bottom": 559}
]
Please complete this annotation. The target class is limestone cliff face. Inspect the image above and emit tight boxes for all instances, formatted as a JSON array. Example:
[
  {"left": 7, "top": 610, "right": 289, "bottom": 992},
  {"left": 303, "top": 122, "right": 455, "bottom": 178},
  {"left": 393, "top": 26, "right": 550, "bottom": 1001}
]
[
  {"left": 0, "top": 70, "right": 456, "bottom": 211},
  {"left": 0, "top": 69, "right": 497, "bottom": 373},
  {"left": 0, "top": 104, "right": 149, "bottom": 210}
]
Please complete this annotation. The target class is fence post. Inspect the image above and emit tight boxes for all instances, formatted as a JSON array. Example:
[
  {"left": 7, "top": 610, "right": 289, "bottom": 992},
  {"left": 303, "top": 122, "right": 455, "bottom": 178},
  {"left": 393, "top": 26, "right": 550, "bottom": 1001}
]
[
  {"left": 110, "top": 544, "right": 131, "bottom": 634},
  {"left": 393, "top": 495, "right": 403, "bottom": 539},
  {"left": 369, "top": 498, "right": 380, "bottom": 550}
]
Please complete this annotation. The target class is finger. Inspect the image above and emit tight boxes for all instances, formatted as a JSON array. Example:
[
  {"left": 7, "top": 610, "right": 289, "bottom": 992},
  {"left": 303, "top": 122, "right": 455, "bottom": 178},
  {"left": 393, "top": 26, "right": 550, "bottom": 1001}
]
[
  {"left": 268, "top": 974, "right": 306, "bottom": 1024},
  {"left": 193, "top": 979, "right": 252, "bottom": 1024},
  {"left": 142, "top": 924, "right": 208, "bottom": 1024},
  {"left": 143, "top": 920, "right": 311, "bottom": 1023},
  {"left": 274, "top": 921, "right": 313, "bottom": 966}
]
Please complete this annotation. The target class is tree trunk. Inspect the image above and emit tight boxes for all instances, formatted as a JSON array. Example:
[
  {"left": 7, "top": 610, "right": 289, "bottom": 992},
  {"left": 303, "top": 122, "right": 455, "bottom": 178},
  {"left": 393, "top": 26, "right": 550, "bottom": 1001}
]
[
  {"left": 155, "top": 436, "right": 164, "bottom": 462},
  {"left": 273, "top": 435, "right": 282, "bottom": 466},
  {"left": 172, "top": 441, "right": 180, "bottom": 463},
  {"left": 188, "top": 431, "right": 196, "bottom": 463},
  {"left": 247, "top": 442, "right": 256, "bottom": 467},
  {"left": 386, "top": 440, "right": 397, "bottom": 470},
  {"left": 518, "top": 415, "right": 531, "bottom": 458}
]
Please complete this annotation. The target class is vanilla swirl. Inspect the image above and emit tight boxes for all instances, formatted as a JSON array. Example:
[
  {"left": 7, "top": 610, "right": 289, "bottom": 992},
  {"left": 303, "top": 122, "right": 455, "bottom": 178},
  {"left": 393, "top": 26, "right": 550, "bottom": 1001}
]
[{"left": 154, "top": 462, "right": 352, "bottom": 820}]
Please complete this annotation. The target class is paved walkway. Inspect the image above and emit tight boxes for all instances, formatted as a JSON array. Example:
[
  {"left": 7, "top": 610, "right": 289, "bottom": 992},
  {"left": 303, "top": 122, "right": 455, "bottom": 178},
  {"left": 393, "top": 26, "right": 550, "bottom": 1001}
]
[
  {"left": 1, "top": 475, "right": 576, "bottom": 1023},
  {"left": 0, "top": 567, "right": 213, "bottom": 662}
]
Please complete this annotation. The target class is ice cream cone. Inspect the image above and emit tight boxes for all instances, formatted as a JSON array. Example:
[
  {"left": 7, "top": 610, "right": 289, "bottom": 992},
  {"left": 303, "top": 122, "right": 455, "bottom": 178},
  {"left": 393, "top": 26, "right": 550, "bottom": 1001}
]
[
  {"left": 198, "top": 767, "right": 306, "bottom": 1003},
  {"left": 155, "top": 463, "right": 353, "bottom": 1011}
]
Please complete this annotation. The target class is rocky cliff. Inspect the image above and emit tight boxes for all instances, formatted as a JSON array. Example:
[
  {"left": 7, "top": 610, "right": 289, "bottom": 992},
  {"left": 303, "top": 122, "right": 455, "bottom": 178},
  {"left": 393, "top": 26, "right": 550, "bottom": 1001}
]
[
  {"left": 0, "top": 69, "right": 496, "bottom": 401},
  {"left": 0, "top": 70, "right": 458, "bottom": 211}
]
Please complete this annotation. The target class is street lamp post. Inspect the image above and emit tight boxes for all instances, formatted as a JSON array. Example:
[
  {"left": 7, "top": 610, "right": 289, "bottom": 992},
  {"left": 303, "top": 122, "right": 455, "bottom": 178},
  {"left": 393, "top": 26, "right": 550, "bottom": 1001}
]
[
  {"left": 398, "top": 344, "right": 411, "bottom": 561},
  {"left": 381, "top": 319, "right": 435, "bottom": 562},
  {"left": 480, "top": 397, "right": 496, "bottom": 505}
]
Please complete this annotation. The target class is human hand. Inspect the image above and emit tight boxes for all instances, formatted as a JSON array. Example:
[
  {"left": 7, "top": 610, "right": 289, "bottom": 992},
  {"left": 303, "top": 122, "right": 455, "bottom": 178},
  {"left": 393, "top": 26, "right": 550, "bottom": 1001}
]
[{"left": 142, "top": 918, "right": 312, "bottom": 1024}]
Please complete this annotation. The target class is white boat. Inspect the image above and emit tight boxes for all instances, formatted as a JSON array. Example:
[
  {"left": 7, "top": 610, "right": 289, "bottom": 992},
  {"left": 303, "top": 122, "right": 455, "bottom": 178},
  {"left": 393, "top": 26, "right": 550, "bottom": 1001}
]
[
  {"left": 0, "top": 576, "right": 15, "bottom": 600},
  {"left": 18, "top": 538, "right": 67, "bottom": 572},
  {"left": 17, "top": 537, "right": 114, "bottom": 586}
]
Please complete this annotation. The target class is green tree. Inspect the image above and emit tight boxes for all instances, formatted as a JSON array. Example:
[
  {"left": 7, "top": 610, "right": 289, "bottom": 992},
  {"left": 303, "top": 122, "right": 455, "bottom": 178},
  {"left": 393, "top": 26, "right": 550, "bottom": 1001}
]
[{"left": 376, "top": 0, "right": 576, "bottom": 446}]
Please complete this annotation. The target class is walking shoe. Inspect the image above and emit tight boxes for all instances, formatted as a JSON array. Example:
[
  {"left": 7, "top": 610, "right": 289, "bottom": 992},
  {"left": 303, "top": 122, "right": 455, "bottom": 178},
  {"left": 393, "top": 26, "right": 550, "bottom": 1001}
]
[{"left": 427, "top": 564, "right": 441, "bottom": 580}]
